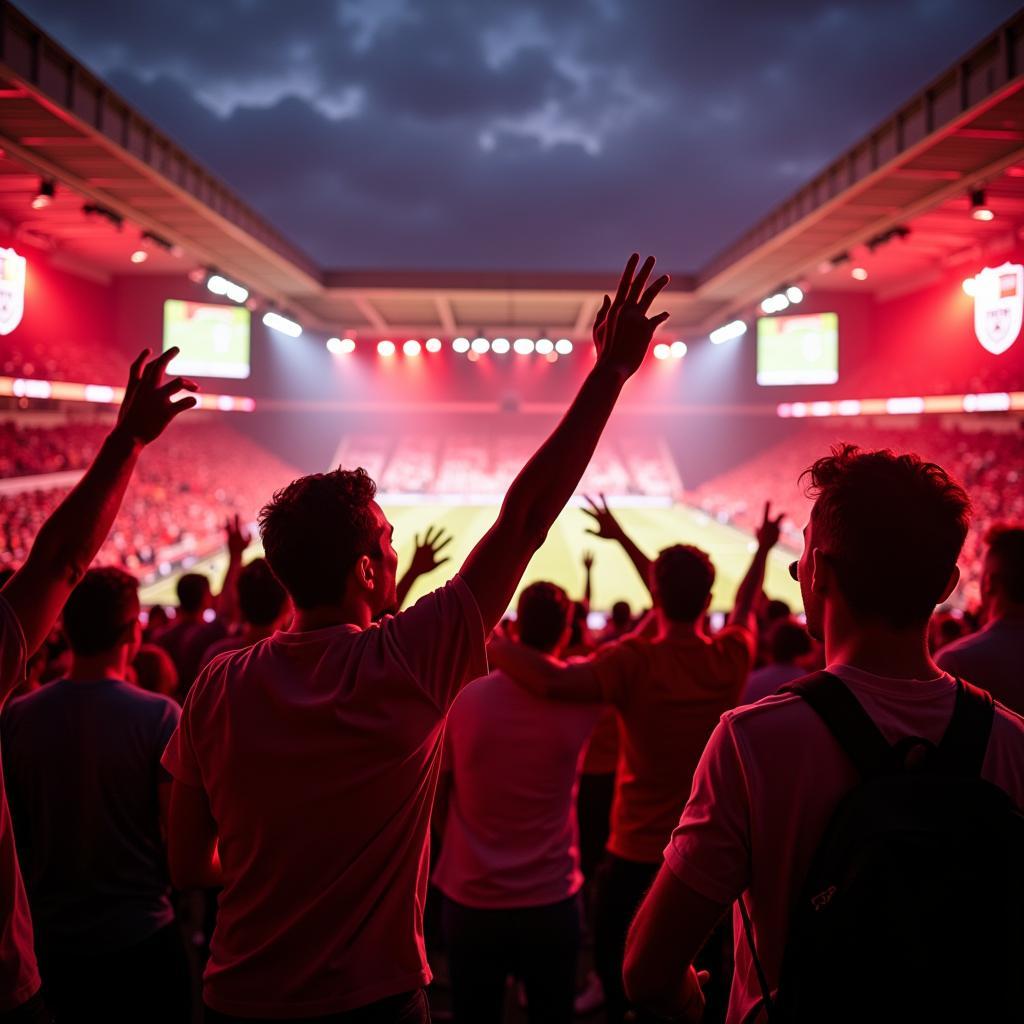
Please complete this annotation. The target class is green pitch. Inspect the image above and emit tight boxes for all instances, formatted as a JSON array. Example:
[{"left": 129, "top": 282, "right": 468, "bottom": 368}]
[{"left": 140, "top": 503, "right": 802, "bottom": 616}]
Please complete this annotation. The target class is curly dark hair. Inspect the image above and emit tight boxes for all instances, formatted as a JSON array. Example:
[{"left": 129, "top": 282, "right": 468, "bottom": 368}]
[
  {"left": 516, "top": 582, "right": 571, "bottom": 651},
  {"left": 653, "top": 544, "right": 716, "bottom": 623},
  {"left": 258, "top": 467, "right": 382, "bottom": 609},
  {"left": 63, "top": 567, "right": 140, "bottom": 655},
  {"left": 802, "top": 444, "right": 971, "bottom": 628}
]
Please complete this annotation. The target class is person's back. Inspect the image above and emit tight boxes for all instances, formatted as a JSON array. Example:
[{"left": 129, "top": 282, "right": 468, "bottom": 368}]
[
  {"left": 937, "top": 525, "right": 1024, "bottom": 713},
  {"left": 3, "top": 677, "right": 179, "bottom": 952},
  {"left": 741, "top": 617, "right": 813, "bottom": 705},
  {"left": 436, "top": 668, "right": 600, "bottom": 908}
]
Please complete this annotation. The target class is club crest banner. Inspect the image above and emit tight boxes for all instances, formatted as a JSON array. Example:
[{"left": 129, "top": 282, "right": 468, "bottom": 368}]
[
  {"left": 973, "top": 262, "right": 1022, "bottom": 356},
  {"left": 0, "top": 248, "right": 26, "bottom": 336}
]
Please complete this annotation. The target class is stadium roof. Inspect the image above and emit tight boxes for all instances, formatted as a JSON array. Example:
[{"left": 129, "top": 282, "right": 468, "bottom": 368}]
[{"left": 0, "top": 1, "right": 1021, "bottom": 339}]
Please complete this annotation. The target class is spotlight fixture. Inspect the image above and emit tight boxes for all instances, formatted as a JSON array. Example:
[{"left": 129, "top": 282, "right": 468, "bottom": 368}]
[
  {"left": 709, "top": 319, "right": 748, "bottom": 345},
  {"left": 263, "top": 311, "right": 302, "bottom": 337},
  {"left": 535, "top": 338, "right": 553, "bottom": 355},
  {"left": 82, "top": 202, "right": 123, "bottom": 229},
  {"left": 327, "top": 337, "right": 356, "bottom": 355},
  {"left": 403, "top": 339, "right": 422, "bottom": 357},
  {"left": 130, "top": 249, "right": 148, "bottom": 264},
  {"left": 471, "top": 337, "right": 490, "bottom": 354},
  {"left": 760, "top": 293, "right": 790, "bottom": 315},
  {"left": 785, "top": 285, "right": 804, "bottom": 304},
  {"left": 377, "top": 339, "right": 396, "bottom": 357},
  {"left": 206, "top": 273, "right": 249, "bottom": 304},
  {"left": 452, "top": 337, "right": 470, "bottom": 353},
  {"left": 653, "top": 343, "right": 670, "bottom": 360},
  {"left": 140, "top": 230, "right": 175, "bottom": 254},
  {"left": 491, "top": 337, "right": 510, "bottom": 354},
  {"left": 513, "top": 338, "right": 535, "bottom": 355},
  {"left": 31, "top": 179, "right": 55, "bottom": 210},
  {"left": 425, "top": 337, "right": 442, "bottom": 353},
  {"left": 555, "top": 338, "right": 573, "bottom": 355},
  {"left": 970, "top": 188, "right": 994, "bottom": 221},
  {"left": 670, "top": 341, "right": 687, "bottom": 359},
  {"left": 851, "top": 267, "right": 868, "bottom": 281}
]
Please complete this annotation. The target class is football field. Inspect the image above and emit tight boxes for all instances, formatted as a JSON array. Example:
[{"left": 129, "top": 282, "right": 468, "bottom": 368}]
[{"left": 141, "top": 502, "right": 802, "bottom": 617}]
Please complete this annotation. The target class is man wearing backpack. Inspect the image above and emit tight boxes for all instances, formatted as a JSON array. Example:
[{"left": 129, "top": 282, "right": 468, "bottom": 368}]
[{"left": 623, "top": 445, "right": 1024, "bottom": 1023}]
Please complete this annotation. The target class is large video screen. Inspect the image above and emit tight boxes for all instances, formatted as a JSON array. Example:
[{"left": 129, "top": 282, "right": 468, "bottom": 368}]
[
  {"left": 757, "top": 312, "right": 839, "bottom": 386},
  {"left": 163, "top": 300, "right": 251, "bottom": 379}
]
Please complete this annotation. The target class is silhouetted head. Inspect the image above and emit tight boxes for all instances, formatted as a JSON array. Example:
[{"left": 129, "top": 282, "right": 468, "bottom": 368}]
[
  {"left": 982, "top": 524, "right": 1024, "bottom": 618},
  {"left": 796, "top": 445, "right": 970, "bottom": 640},
  {"left": 516, "top": 582, "right": 572, "bottom": 654},
  {"left": 259, "top": 467, "right": 398, "bottom": 616},
  {"left": 768, "top": 617, "right": 812, "bottom": 665},
  {"left": 611, "top": 600, "right": 632, "bottom": 630},
  {"left": 63, "top": 567, "right": 141, "bottom": 660},
  {"left": 651, "top": 544, "right": 716, "bottom": 624},
  {"left": 132, "top": 643, "right": 178, "bottom": 697},
  {"left": 176, "top": 573, "right": 212, "bottom": 616},
  {"left": 237, "top": 557, "right": 288, "bottom": 628}
]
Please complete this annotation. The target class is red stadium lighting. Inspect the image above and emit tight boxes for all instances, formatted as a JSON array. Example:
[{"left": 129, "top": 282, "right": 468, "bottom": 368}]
[
  {"left": 555, "top": 338, "right": 573, "bottom": 355},
  {"left": 263, "top": 311, "right": 302, "bottom": 337},
  {"left": 653, "top": 343, "right": 670, "bottom": 360},
  {"left": 970, "top": 189, "right": 994, "bottom": 221},
  {"left": 513, "top": 338, "right": 534, "bottom": 355},
  {"left": 327, "top": 337, "right": 356, "bottom": 355},
  {"left": 425, "top": 337, "right": 442, "bottom": 353},
  {"left": 491, "top": 337, "right": 510, "bottom": 354},
  {"left": 535, "top": 338, "right": 553, "bottom": 355},
  {"left": 377, "top": 340, "right": 396, "bottom": 357},
  {"left": 403, "top": 339, "right": 422, "bottom": 356},
  {"left": 471, "top": 337, "right": 490, "bottom": 354},
  {"left": 130, "top": 249, "right": 148, "bottom": 264},
  {"left": 452, "top": 337, "right": 470, "bottom": 353},
  {"left": 670, "top": 341, "right": 687, "bottom": 359},
  {"left": 851, "top": 267, "right": 868, "bottom": 281},
  {"left": 31, "top": 179, "right": 55, "bottom": 210}
]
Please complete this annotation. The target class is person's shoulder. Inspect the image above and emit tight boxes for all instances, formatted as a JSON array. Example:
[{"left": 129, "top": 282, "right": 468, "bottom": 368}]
[
  {"left": 711, "top": 623, "right": 755, "bottom": 650},
  {"left": 990, "top": 700, "right": 1024, "bottom": 744}
]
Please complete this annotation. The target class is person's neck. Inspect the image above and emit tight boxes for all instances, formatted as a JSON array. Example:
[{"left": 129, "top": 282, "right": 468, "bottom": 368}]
[
  {"left": 825, "top": 614, "right": 939, "bottom": 680},
  {"left": 658, "top": 613, "right": 703, "bottom": 640},
  {"left": 240, "top": 623, "right": 275, "bottom": 644},
  {"left": 68, "top": 652, "right": 129, "bottom": 682},
  {"left": 177, "top": 610, "right": 205, "bottom": 625},
  {"left": 291, "top": 601, "right": 372, "bottom": 633}
]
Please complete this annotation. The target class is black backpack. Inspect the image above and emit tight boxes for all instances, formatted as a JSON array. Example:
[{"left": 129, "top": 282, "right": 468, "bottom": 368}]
[{"left": 740, "top": 671, "right": 1024, "bottom": 1023}]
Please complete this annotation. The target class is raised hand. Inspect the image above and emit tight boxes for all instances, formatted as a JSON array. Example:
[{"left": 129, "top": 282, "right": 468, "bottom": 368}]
[
  {"left": 582, "top": 549, "right": 595, "bottom": 571},
  {"left": 115, "top": 347, "right": 198, "bottom": 445},
  {"left": 582, "top": 493, "right": 626, "bottom": 543},
  {"left": 756, "top": 501, "right": 785, "bottom": 552},
  {"left": 409, "top": 525, "right": 453, "bottom": 578},
  {"left": 592, "top": 254, "right": 670, "bottom": 378},
  {"left": 225, "top": 513, "right": 252, "bottom": 561}
]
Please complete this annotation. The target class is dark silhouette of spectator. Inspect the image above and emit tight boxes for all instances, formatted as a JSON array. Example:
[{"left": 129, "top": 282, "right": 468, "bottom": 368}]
[
  {"left": 144, "top": 605, "right": 170, "bottom": 644},
  {"left": 434, "top": 581, "right": 598, "bottom": 1024},
  {"left": 0, "top": 348, "right": 196, "bottom": 1022},
  {"left": 741, "top": 617, "right": 813, "bottom": 703},
  {"left": 624, "top": 445, "right": 1024, "bottom": 1023},
  {"left": 200, "top": 559, "right": 289, "bottom": 670},
  {"left": 133, "top": 643, "right": 180, "bottom": 699},
  {"left": 2, "top": 568, "right": 190, "bottom": 1023},
  {"left": 938, "top": 524, "right": 1024, "bottom": 713},
  {"left": 156, "top": 574, "right": 225, "bottom": 699},
  {"left": 489, "top": 502, "right": 783, "bottom": 1024},
  {"left": 159, "top": 254, "right": 671, "bottom": 1023}
]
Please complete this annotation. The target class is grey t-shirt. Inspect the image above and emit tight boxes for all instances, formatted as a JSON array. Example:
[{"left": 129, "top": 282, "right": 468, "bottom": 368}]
[
  {"left": 937, "top": 619, "right": 1024, "bottom": 715},
  {"left": 1, "top": 678, "right": 180, "bottom": 954}
]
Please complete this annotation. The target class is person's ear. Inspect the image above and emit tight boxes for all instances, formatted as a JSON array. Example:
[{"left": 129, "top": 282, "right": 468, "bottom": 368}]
[
  {"left": 355, "top": 554, "right": 376, "bottom": 592},
  {"left": 938, "top": 564, "right": 960, "bottom": 605},
  {"left": 809, "top": 548, "right": 830, "bottom": 596}
]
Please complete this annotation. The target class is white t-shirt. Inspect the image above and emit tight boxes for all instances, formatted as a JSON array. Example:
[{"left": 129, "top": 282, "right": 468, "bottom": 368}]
[
  {"left": 434, "top": 668, "right": 601, "bottom": 909},
  {"left": 664, "top": 663, "right": 1024, "bottom": 1024}
]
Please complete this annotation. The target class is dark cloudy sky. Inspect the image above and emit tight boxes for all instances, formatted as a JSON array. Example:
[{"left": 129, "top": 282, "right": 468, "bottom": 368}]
[{"left": 16, "top": 0, "right": 1022, "bottom": 272}]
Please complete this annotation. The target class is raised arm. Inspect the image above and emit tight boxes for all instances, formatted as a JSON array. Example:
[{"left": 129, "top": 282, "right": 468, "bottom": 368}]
[
  {"left": 1, "top": 349, "right": 197, "bottom": 665},
  {"left": 215, "top": 514, "right": 251, "bottom": 626},
  {"left": 396, "top": 525, "right": 453, "bottom": 609},
  {"left": 460, "top": 254, "right": 670, "bottom": 631},
  {"left": 729, "top": 501, "right": 783, "bottom": 633},
  {"left": 582, "top": 494, "right": 653, "bottom": 594},
  {"left": 581, "top": 550, "right": 594, "bottom": 612},
  {"left": 487, "top": 634, "right": 604, "bottom": 703}
]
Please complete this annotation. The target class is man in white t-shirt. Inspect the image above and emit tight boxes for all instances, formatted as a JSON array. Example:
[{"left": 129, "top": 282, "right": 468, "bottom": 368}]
[
  {"left": 161, "top": 255, "right": 673, "bottom": 1023},
  {"left": 623, "top": 444, "right": 1024, "bottom": 1023},
  {"left": 434, "top": 581, "right": 601, "bottom": 1023}
]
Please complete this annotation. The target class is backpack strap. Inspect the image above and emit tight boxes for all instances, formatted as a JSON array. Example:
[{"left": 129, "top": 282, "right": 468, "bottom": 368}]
[
  {"left": 937, "top": 678, "right": 994, "bottom": 776},
  {"left": 780, "top": 671, "right": 896, "bottom": 778}
]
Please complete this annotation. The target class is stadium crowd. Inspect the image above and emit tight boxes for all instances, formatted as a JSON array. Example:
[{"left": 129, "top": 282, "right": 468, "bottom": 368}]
[{"left": 0, "top": 256, "right": 1021, "bottom": 1024}]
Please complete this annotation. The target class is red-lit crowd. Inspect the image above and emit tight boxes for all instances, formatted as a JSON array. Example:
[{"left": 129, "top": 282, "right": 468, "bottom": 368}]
[{"left": 0, "top": 257, "right": 1022, "bottom": 1024}]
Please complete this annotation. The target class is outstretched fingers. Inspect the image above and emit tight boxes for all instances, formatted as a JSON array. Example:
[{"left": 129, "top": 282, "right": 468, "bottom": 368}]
[
  {"left": 639, "top": 274, "right": 670, "bottom": 314},
  {"left": 627, "top": 255, "right": 656, "bottom": 304},
  {"left": 613, "top": 253, "right": 640, "bottom": 308}
]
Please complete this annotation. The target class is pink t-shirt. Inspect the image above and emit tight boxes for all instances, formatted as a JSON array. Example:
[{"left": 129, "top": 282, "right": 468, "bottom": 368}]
[
  {"left": 433, "top": 668, "right": 601, "bottom": 909},
  {"left": 665, "top": 663, "right": 1024, "bottom": 1024},
  {"left": 0, "top": 597, "right": 40, "bottom": 1011},
  {"left": 162, "top": 577, "right": 487, "bottom": 1018}
]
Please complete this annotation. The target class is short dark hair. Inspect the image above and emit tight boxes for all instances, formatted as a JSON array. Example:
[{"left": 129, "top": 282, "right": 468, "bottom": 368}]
[
  {"left": 653, "top": 545, "right": 716, "bottom": 623},
  {"left": 63, "top": 567, "right": 139, "bottom": 656},
  {"left": 802, "top": 445, "right": 970, "bottom": 628},
  {"left": 516, "top": 582, "right": 571, "bottom": 651},
  {"left": 259, "top": 467, "right": 381, "bottom": 609},
  {"left": 611, "top": 600, "right": 632, "bottom": 628},
  {"left": 769, "top": 618, "right": 812, "bottom": 664},
  {"left": 237, "top": 558, "right": 288, "bottom": 626},
  {"left": 176, "top": 573, "right": 211, "bottom": 614},
  {"left": 986, "top": 524, "right": 1024, "bottom": 604}
]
